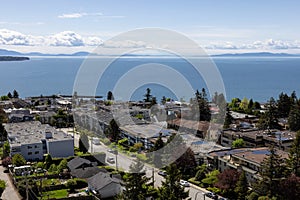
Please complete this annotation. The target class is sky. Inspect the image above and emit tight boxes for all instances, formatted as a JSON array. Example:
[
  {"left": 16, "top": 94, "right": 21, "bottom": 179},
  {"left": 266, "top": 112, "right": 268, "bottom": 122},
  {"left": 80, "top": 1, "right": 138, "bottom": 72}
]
[{"left": 0, "top": 0, "right": 300, "bottom": 54}]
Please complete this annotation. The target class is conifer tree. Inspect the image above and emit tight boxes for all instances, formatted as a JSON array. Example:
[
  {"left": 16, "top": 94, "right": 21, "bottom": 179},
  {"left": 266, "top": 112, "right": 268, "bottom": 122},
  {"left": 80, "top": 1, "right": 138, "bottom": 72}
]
[
  {"left": 158, "top": 164, "right": 189, "bottom": 200},
  {"left": 122, "top": 159, "right": 151, "bottom": 200},
  {"left": 288, "top": 131, "right": 300, "bottom": 176},
  {"left": 256, "top": 146, "right": 286, "bottom": 198},
  {"left": 235, "top": 171, "right": 248, "bottom": 200}
]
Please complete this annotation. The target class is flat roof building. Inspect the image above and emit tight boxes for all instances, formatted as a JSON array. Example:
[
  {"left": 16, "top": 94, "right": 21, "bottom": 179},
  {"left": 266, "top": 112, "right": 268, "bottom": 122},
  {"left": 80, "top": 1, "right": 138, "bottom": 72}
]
[{"left": 5, "top": 121, "right": 74, "bottom": 161}]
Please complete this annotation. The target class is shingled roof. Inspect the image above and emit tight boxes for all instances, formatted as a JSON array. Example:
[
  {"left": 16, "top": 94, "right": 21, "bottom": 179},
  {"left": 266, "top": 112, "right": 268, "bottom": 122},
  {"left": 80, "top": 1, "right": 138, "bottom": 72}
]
[
  {"left": 70, "top": 166, "right": 107, "bottom": 179},
  {"left": 67, "top": 157, "right": 92, "bottom": 171}
]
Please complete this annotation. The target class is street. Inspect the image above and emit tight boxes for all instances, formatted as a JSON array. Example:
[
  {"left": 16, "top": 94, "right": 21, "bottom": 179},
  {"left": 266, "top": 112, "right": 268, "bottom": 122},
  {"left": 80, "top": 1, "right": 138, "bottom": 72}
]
[{"left": 67, "top": 131, "right": 212, "bottom": 200}]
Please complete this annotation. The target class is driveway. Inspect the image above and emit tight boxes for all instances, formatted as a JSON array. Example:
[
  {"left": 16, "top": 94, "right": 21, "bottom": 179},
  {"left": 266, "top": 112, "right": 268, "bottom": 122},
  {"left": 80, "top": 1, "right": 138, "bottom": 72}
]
[{"left": 0, "top": 165, "right": 21, "bottom": 200}]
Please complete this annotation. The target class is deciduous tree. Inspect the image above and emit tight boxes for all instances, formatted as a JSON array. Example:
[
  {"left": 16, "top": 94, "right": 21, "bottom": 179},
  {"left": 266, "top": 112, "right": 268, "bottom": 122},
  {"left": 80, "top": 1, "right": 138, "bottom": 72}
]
[{"left": 12, "top": 154, "right": 26, "bottom": 167}]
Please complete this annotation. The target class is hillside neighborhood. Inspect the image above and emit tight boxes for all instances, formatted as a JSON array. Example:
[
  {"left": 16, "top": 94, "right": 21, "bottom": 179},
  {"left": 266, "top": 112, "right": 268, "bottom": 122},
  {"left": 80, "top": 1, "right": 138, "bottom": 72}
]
[{"left": 0, "top": 89, "right": 299, "bottom": 200}]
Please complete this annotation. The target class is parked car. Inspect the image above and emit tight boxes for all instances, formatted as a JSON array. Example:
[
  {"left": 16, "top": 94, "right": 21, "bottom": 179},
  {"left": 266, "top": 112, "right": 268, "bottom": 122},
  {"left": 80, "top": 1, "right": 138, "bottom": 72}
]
[
  {"left": 179, "top": 180, "right": 190, "bottom": 187},
  {"left": 205, "top": 192, "right": 217, "bottom": 199},
  {"left": 107, "top": 157, "right": 115, "bottom": 164},
  {"left": 158, "top": 171, "right": 167, "bottom": 176},
  {"left": 108, "top": 149, "right": 118, "bottom": 154}
]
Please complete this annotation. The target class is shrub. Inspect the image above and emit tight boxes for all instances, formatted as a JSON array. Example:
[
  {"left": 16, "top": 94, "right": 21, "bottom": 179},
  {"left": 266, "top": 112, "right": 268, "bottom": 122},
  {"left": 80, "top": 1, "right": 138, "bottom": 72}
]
[
  {"left": 65, "top": 179, "right": 76, "bottom": 193},
  {"left": 73, "top": 178, "right": 87, "bottom": 189},
  {"left": 0, "top": 180, "right": 6, "bottom": 197}
]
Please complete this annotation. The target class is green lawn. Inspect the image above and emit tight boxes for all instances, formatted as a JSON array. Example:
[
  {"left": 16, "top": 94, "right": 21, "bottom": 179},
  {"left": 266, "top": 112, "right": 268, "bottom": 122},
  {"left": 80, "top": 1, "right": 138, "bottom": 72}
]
[{"left": 41, "top": 189, "right": 68, "bottom": 199}]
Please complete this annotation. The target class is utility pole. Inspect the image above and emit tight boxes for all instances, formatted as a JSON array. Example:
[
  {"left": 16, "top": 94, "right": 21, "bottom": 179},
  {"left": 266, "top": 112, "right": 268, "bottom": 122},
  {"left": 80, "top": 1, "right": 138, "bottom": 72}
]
[
  {"left": 115, "top": 151, "right": 118, "bottom": 171},
  {"left": 152, "top": 168, "right": 155, "bottom": 187},
  {"left": 90, "top": 137, "right": 93, "bottom": 153}
]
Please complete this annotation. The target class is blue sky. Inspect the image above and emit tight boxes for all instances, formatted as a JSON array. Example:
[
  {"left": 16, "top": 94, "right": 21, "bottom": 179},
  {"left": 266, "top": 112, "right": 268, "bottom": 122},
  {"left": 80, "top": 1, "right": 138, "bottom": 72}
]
[{"left": 1, "top": 0, "right": 300, "bottom": 54}]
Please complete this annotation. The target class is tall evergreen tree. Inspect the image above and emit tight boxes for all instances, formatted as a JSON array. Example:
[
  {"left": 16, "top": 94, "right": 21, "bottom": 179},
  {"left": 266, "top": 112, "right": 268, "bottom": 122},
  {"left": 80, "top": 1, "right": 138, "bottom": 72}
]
[
  {"left": 288, "top": 102, "right": 300, "bottom": 131},
  {"left": 288, "top": 130, "right": 300, "bottom": 176},
  {"left": 277, "top": 92, "right": 293, "bottom": 118},
  {"left": 158, "top": 164, "right": 189, "bottom": 200},
  {"left": 122, "top": 159, "right": 151, "bottom": 200},
  {"left": 258, "top": 97, "right": 280, "bottom": 130},
  {"left": 191, "top": 88, "right": 211, "bottom": 121},
  {"left": 144, "top": 88, "right": 152, "bottom": 103},
  {"left": 107, "top": 91, "right": 114, "bottom": 101},
  {"left": 7, "top": 92, "right": 12, "bottom": 98},
  {"left": 13, "top": 89, "right": 19, "bottom": 98},
  {"left": 235, "top": 171, "right": 248, "bottom": 200},
  {"left": 256, "top": 146, "right": 286, "bottom": 198}
]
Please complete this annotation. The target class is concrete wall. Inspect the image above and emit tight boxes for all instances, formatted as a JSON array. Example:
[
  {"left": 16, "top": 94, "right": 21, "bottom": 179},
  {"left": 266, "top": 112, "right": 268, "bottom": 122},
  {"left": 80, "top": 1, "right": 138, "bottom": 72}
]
[
  {"left": 20, "top": 142, "right": 43, "bottom": 161},
  {"left": 47, "top": 139, "right": 74, "bottom": 158}
]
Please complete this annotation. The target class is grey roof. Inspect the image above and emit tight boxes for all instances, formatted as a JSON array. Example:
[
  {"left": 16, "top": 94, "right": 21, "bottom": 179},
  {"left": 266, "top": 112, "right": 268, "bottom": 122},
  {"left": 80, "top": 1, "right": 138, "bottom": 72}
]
[
  {"left": 87, "top": 172, "right": 121, "bottom": 191},
  {"left": 67, "top": 157, "right": 92, "bottom": 171},
  {"left": 70, "top": 166, "right": 105, "bottom": 178},
  {"left": 5, "top": 121, "right": 73, "bottom": 146}
]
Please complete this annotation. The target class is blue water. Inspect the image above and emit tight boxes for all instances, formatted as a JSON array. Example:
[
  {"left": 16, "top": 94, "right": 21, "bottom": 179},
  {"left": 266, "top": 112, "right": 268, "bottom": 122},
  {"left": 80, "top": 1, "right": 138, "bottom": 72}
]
[{"left": 0, "top": 56, "right": 300, "bottom": 102}]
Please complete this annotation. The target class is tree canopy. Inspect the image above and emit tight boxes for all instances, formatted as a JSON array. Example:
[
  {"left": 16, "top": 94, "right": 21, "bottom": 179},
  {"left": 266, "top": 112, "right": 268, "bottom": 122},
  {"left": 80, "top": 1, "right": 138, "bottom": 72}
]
[
  {"left": 158, "top": 164, "right": 189, "bottom": 200},
  {"left": 12, "top": 154, "right": 26, "bottom": 167},
  {"left": 122, "top": 159, "right": 151, "bottom": 200}
]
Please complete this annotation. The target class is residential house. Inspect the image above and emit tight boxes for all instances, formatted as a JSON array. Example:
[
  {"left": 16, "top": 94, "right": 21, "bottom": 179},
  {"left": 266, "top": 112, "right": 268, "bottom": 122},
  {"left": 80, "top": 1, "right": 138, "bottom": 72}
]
[{"left": 87, "top": 172, "right": 122, "bottom": 198}]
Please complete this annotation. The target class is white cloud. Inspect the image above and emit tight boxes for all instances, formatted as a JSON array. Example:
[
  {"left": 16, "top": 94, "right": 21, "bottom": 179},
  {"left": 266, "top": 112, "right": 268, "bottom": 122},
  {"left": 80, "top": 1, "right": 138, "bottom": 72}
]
[
  {"left": 58, "top": 12, "right": 106, "bottom": 19},
  {"left": 57, "top": 12, "right": 124, "bottom": 19},
  {"left": 48, "top": 31, "right": 84, "bottom": 46},
  {"left": 0, "top": 29, "right": 103, "bottom": 47},
  {"left": 84, "top": 36, "right": 103, "bottom": 46},
  {"left": 0, "top": 29, "right": 33, "bottom": 45},
  {"left": 58, "top": 13, "right": 87, "bottom": 19}
]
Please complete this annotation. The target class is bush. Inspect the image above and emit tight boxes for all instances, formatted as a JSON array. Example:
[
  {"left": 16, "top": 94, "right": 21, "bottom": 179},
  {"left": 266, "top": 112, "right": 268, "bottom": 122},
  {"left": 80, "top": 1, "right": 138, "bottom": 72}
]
[
  {"left": 65, "top": 179, "right": 76, "bottom": 193},
  {"left": 48, "top": 164, "right": 58, "bottom": 173},
  {"left": 188, "top": 177, "right": 201, "bottom": 186},
  {"left": 73, "top": 178, "right": 87, "bottom": 189},
  {"left": 12, "top": 154, "right": 26, "bottom": 167},
  {"left": 0, "top": 180, "right": 6, "bottom": 197},
  {"left": 247, "top": 191, "right": 259, "bottom": 200},
  {"left": 36, "top": 162, "right": 44, "bottom": 169},
  {"left": 129, "top": 147, "right": 137, "bottom": 152}
]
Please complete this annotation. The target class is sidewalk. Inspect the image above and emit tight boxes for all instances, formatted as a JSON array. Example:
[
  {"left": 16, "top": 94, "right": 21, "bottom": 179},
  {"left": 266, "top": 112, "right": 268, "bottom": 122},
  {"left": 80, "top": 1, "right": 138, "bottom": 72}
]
[{"left": 0, "top": 165, "right": 22, "bottom": 200}]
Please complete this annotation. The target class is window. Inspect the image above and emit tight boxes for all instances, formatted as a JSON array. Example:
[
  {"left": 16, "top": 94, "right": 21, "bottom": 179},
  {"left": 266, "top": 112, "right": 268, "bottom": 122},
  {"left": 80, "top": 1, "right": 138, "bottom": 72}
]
[
  {"left": 35, "top": 145, "right": 38, "bottom": 148},
  {"left": 28, "top": 152, "right": 32, "bottom": 155},
  {"left": 27, "top": 146, "right": 32, "bottom": 149},
  {"left": 35, "top": 151, "right": 39, "bottom": 154}
]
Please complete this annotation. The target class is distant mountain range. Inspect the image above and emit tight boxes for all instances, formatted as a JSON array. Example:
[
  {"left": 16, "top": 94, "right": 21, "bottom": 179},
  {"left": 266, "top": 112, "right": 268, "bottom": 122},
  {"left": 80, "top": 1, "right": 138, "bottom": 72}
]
[
  {"left": 212, "top": 52, "right": 300, "bottom": 57},
  {"left": 0, "top": 48, "right": 300, "bottom": 57}
]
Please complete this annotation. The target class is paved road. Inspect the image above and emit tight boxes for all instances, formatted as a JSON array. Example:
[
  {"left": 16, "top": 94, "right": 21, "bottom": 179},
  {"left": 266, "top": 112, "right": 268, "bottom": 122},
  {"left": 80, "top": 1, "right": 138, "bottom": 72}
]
[
  {"left": 66, "top": 131, "right": 212, "bottom": 200},
  {"left": 0, "top": 165, "right": 22, "bottom": 200}
]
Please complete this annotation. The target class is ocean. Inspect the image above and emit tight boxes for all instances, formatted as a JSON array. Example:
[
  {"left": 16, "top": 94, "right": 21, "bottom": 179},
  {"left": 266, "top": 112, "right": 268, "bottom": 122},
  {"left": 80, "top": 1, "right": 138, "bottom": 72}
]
[{"left": 1, "top": 56, "right": 300, "bottom": 103}]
